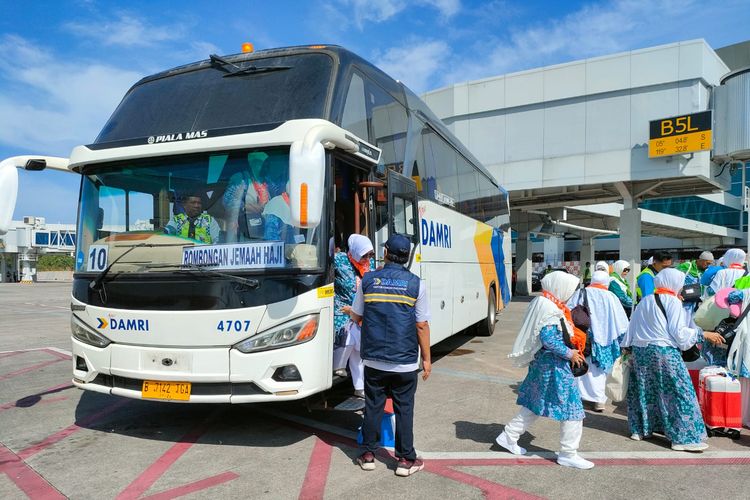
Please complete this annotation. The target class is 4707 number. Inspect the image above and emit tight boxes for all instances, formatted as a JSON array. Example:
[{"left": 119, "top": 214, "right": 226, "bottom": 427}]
[{"left": 217, "top": 320, "right": 252, "bottom": 332}]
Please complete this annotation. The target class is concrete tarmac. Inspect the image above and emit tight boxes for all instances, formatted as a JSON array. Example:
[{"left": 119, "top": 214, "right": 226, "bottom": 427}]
[{"left": 1, "top": 283, "right": 750, "bottom": 499}]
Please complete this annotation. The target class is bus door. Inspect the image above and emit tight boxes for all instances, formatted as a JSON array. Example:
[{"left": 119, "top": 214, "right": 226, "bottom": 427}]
[{"left": 386, "top": 169, "right": 420, "bottom": 275}]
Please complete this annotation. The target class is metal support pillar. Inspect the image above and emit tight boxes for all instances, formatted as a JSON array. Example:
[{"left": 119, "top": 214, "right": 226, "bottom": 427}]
[
  {"left": 544, "top": 236, "right": 565, "bottom": 267},
  {"left": 620, "top": 208, "right": 642, "bottom": 297},
  {"left": 580, "top": 237, "right": 595, "bottom": 268}
]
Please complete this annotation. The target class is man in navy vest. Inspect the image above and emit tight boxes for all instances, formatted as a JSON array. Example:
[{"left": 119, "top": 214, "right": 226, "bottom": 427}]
[{"left": 349, "top": 233, "right": 431, "bottom": 477}]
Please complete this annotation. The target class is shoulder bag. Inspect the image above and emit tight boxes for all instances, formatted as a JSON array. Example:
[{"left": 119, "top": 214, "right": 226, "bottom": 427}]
[
  {"left": 654, "top": 294, "right": 700, "bottom": 362},
  {"left": 559, "top": 318, "right": 589, "bottom": 377},
  {"left": 714, "top": 300, "right": 750, "bottom": 350}
]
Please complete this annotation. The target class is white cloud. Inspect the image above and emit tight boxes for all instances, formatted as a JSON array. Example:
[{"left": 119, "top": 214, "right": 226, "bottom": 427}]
[
  {"left": 442, "top": 0, "right": 704, "bottom": 86},
  {"left": 331, "top": 0, "right": 460, "bottom": 29},
  {"left": 64, "top": 13, "right": 185, "bottom": 47},
  {"left": 0, "top": 35, "right": 142, "bottom": 155},
  {"left": 373, "top": 39, "right": 450, "bottom": 93}
]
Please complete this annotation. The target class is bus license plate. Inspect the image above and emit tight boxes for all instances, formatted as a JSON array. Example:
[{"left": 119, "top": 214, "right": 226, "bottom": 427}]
[{"left": 141, "top": 380, "right": 191, "bottom": 401}]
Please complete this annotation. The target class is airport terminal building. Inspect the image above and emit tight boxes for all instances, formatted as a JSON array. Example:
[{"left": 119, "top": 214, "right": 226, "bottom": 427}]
[{"left": 423, "top": 39, "right": 750, "bottom": 294}]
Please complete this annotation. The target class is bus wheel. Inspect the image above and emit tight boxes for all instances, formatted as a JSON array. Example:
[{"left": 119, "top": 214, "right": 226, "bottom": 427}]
[{"left": 476, "top": 288, "right": 497, "bottom": 337}]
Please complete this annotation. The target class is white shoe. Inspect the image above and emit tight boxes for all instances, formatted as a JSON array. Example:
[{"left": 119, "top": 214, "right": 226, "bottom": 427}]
[
  {"left": 557, "top": 454, "right": 595, "bottom": 469},
  {"left": 495, "top": 432, "right": 526, "bottom": 455},
  {"left": 671, "top": 442, "right": 708, "bottom": 452},
  {"left": 630, "top": 433, "right": 642, "bottom": 441},
  {"left": 593, "top": 402, "right": 606, "bottom": 412}
]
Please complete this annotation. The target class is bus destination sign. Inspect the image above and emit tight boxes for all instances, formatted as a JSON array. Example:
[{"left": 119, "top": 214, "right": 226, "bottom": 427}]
[{"left": 648, "top": 110, "right": 712, "bottom": 158}]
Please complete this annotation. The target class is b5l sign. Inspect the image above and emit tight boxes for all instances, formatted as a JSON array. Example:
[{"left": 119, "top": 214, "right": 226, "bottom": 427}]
[{"left": 648, "top": 111, "right": 712, "bottom": 158}]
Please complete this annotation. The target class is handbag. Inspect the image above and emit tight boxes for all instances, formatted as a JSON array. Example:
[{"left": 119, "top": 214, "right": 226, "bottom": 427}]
[
  {"left": 571, "top": 288, "right": 592, "bottom": 356},
  {"left": 560, "top": 319, "right": 589, "bottom": 377},
  {"left": 680, "top": 283, "right": 702, "bottom": 303},
  {"left": 605, "top": 354, "right": 630, "bottom": 402},
  {"left": 715, "top": 301, "right": 750, "bottom": 350},
  {"left": 654, "top": 294, "right": 700, "bottom": 362},
  {"left": 694, "top": 295, "right": 730, "bottom": 330}
]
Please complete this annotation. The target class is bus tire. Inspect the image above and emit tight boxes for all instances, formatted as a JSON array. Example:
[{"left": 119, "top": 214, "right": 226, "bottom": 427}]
[{"left": 476, "top": 288, "right": 497, "bottom": 337}]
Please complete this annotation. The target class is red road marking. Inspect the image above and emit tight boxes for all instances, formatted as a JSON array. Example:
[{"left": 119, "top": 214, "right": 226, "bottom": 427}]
[
  {"left": 0, "top": 351, "right": 26, "bottom": 360},
  {"left": 0, "top": 395, "right": 68, "bottom": 412},
  {"left": 299, "top": 437, "right": 334, "bottom": 500},
  {"left": 140, "top": 471, "right": 239, "bottom": 500},
  {"left": 18, "top": 399, "right": 130, "bottom": 460},
  {"left": 0, "top": 444, "right": 66, "bottom": 499},
  {"left": 0, "top": 382, "right": 74, "bottom": 412},
  {"left": 427, "top": 462, "right": 544, "bottom": 500},
  {"left": 116, "top": 419, "right": 215, "bottom": 500},
  {"left": 0, "top": 358, "right": 64, "bottom": 381},
  {"left": 42, "top": 348, "right": 72, "bottom": 361}
]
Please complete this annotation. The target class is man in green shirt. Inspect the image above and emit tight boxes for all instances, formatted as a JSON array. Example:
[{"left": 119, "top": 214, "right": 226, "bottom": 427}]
[
  {"left": 582, "top": 261, "right": 592, "bottom": 285},
  {"left": 676, "top": 251, "right": 714, "bottom": 293}
]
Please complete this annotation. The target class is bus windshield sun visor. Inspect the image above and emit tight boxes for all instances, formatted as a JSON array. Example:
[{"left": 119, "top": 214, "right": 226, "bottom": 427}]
[{"left": 209, "top": 54, "right": 291, "bottom": 78}]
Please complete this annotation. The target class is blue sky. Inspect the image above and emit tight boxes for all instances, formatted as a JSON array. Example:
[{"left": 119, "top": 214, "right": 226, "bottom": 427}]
[{"left": 2, "top": 0, "right": 749, "bottom": 223}]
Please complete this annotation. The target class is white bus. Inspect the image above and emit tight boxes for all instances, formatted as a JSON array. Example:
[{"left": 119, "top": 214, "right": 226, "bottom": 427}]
[{"left": 0, "top": 45, "right": 510, "bottom": 403}]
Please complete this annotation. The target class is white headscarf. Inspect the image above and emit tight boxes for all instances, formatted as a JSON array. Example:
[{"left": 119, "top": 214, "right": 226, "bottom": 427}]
[
  {"left": 621, "top": 268, "right": 700, "bottom": 350},
  {"left": 568, "top": 271, "right": 628, "bottom": 346},
  {"left": 595, "top": 261, "right": 609, "bottom": 272},
  {"left": 509, "top": 271, "right": 579, "bottom": 367},
  {"left": 591, "top": 270, "right": 611, "bottom": 287},
  {"left": 612, "top": 260, "right": 629, "bottom": 277},
  {"left": 723, "top": 248, "right": 746, "bottom": 267},
  {"left": 347, "top": 234, "right": 373, "bottom": 261},
  {"left": 709, "top": 249, "right": 746, "bottom": 294}
]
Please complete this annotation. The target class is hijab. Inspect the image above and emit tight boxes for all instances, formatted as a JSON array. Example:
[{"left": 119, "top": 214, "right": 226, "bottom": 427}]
[
  {"left": 595, "top": 261, "right": 609, "bottom": 272},
  {"left": 590, "top": 270, "right": 611, "bottom": 289},
  {"left": 710, "top": 249, "right": 746, "bottom": 294},
  {"left": 509, "top": 271, "right": 581, "bottom": 366},
  {"left": 347, "top": 234, "right": 374, "bottom": 278}
]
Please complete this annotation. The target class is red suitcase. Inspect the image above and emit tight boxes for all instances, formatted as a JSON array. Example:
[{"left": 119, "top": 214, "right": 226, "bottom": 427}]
[
  {"left": 698, "top": 367, "right": 742, "bottom": 439},
  {"left": 685, "top": 358, "right": 707, "bottom": 396}
]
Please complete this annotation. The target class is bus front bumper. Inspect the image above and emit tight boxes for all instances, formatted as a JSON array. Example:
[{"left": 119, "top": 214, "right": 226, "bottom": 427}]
[{"left": 71, "top": 335, "right": 331, "bottom": 403}]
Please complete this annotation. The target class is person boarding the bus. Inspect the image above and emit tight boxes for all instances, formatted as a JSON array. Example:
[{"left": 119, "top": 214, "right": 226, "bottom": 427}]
[
  {"left": 334, "top": 234, "right": 375, "bottom": 398},
  {"left": 351, "top": 234, "right": 431, "bottom": 477},
  {"left": 164, "top": 192, "right": 220, "bottom": 244},
  {"left": 568, "top": 271, "right": 629, "bottom": 411},
  {"left": 636, "top": 251, "right": 673, "bottom": 302},
  {"left": 499, "top": 271, "right": 594, "bottom": 470}
]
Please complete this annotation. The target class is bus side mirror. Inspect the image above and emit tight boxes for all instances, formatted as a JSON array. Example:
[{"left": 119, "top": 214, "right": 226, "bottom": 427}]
[
  {"left": 289, "top": 140, "right": 325, "bottom": 228},
  {"left": 0, "top": 158, "right": 19, "bottom": 235}
]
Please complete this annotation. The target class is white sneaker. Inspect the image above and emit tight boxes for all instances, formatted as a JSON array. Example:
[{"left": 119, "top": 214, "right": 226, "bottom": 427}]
[
  {"left": 557, "top": 454, "right": 595, "bottom": 469},
  {"left": 495, "top": 432, "right": 526, "bottom": 455},
  {"left": 630, "top": 433, "right": 642, "bottom": 441},
  {"left": 671, "top": 442, "right": 708, "bottom": 452}
]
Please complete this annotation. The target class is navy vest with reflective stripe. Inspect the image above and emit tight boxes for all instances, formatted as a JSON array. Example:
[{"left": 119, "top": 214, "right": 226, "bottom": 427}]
[{"left": 360, "top": 263, "right": 421, "bottom": 365}]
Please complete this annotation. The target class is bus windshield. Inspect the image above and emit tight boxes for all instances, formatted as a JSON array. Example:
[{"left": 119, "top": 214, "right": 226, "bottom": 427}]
[
  {"left": 75, "top": 148, "right": 325, "bottom": 274},
  {"left": 96, "top": 52, "right": 334, "bottom": 144}
]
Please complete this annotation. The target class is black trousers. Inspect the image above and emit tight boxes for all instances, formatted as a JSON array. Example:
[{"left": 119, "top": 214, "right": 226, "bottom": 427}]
[{"left": 360, "top": 366, "right": 418, "bottom": 460}]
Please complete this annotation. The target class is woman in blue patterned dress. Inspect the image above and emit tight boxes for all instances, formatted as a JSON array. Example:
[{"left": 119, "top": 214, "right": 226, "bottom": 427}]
[
  {"left": 567, "top": 270, "right": 629, "bottom": 411},
  {"left": 333, "top": 234, "right": 374, "bottom": 397},
  {"left": 499, "top": 271, "right": 594, "bottom": 470},
  {"left": 622, "top": 268, "right": 724, "bottom": 451}
]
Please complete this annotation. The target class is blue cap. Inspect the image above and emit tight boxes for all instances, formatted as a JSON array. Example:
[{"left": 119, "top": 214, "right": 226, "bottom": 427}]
[{"left": 384, "top": 233, "right": 411, "bottom": 258}]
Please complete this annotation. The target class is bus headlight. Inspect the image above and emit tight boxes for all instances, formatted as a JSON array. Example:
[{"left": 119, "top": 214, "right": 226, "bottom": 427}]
[
  {"left": 71, "top": 315, "right": 111, "bottom": 348},
  {"left": 234, "top": 314, "right": 319, "bottom": 353}
]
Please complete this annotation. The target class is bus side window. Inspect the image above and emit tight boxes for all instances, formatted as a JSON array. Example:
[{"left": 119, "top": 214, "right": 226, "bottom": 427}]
[
  {"left": 341, "top": 72, "right": 368, "bottom": 141},
  {"left": 365, "top": 80, "right": 408, "bottom": 173}
]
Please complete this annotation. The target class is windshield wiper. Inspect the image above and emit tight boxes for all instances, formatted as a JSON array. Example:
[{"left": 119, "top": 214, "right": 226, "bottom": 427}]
[
  {"left": 209, "top": 53, "right": 290, "bottom": 77},
  {"left": 222, "top": 65, "right": 291, "bottom": 77},
  {"left": 90, "top": 243, "right": 188, "bottom": 291},
  {"left": 142, "top": 263, "right": 260, "bottom": 289},
  {"left": 175, "top": 265, "right": 260, "bottom": 289},
  {"left": 209, "top": 53, "right": 243, "bottom": 73}
]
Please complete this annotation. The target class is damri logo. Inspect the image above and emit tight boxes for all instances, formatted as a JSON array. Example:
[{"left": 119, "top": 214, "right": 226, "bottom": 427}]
[{"left": 97, "top": 317, "right": 150, "bottom": 332}]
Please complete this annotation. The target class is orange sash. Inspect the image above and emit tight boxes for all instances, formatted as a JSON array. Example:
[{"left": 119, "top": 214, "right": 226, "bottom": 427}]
[
  {"left": 654, "top": 288, "right": 677, "bottom": 297},
  {"left": 542, "top": 291, "right": 587, "bottom": 353},
  {"left": 588, "top": 283, "right": 608, "bottom": 291}
]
